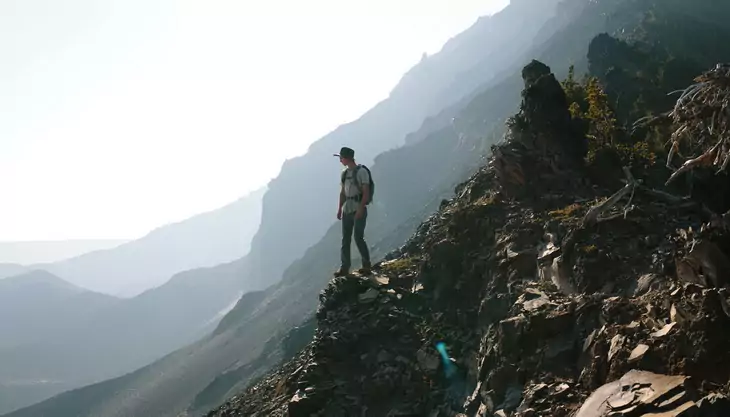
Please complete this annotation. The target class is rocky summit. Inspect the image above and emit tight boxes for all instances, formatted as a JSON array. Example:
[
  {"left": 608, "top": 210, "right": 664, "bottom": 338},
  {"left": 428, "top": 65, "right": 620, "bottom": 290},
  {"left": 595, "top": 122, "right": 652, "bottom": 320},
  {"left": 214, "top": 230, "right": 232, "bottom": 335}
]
[{"left": 207, "top": 61, "right": 730, "bottom": 417}]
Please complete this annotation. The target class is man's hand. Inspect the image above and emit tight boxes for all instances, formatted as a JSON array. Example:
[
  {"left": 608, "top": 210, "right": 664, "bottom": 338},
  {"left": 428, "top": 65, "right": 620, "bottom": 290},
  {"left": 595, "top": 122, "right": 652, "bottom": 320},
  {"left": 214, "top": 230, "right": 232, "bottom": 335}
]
[
  {"left": 337, "top": 209, "right": 343, "bottom": 220},
  {"left": 355, "top": 206, "right": 364, "bottom": 220}
]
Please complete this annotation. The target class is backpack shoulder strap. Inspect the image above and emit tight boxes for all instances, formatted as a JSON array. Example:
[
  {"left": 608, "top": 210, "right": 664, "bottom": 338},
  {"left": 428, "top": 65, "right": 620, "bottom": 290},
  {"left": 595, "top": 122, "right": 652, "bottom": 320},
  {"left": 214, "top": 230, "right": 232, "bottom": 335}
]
[{"left": 342, "top": 166, "right": 367, "bottom": 191}]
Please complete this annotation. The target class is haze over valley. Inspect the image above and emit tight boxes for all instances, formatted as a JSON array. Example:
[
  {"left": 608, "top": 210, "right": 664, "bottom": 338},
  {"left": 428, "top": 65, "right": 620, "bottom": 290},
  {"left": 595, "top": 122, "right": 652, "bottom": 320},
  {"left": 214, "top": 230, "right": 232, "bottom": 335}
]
[{"left": 6, "top": 0, "right": 730, "bottom": 416}]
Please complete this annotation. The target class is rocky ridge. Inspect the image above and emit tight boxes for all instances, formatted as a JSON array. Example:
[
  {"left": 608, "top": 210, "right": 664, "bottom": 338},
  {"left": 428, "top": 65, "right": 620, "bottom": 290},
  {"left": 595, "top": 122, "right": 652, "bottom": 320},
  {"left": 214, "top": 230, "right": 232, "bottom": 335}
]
[{"left": 207, "top": 61, "right": 730, "bottom": 417}]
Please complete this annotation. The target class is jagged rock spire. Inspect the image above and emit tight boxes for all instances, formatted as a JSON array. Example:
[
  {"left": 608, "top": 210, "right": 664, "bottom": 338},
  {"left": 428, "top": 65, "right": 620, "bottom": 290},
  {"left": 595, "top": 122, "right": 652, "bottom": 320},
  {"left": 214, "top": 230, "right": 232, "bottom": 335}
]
[{"left": 491, "top": 60, "right": 587, "bottom": 197}]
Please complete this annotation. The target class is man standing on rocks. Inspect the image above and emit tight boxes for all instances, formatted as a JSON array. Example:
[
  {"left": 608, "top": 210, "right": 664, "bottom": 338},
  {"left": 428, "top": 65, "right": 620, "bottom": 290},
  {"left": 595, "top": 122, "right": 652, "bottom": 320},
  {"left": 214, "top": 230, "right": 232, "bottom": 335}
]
[{"left": 333, "top": 146, "right": 372, "bottom": 276}]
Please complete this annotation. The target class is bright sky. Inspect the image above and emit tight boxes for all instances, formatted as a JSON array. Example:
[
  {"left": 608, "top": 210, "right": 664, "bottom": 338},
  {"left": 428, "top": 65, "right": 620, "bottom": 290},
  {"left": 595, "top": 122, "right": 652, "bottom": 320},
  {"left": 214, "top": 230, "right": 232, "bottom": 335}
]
[{"left": 1, "top": 0, "right": 508, "bottom": 241}]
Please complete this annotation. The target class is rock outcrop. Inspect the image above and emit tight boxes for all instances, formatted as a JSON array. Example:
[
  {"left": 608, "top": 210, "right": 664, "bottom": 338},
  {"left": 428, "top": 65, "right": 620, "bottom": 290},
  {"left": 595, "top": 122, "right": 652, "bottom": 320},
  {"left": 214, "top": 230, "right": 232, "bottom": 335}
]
[
  {"left": 207, "top": 61, "right": 730, "bottom": 417},
  {"left": 491, "top": 60, "right": 587, "bottom": 198}
]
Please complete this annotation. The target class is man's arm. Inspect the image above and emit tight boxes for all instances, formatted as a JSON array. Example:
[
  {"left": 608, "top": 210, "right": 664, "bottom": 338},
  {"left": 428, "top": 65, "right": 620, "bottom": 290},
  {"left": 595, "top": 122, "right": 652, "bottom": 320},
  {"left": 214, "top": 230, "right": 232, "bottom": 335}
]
[{"left": 338, "top": 183, "right": 345, "bottom": 219}]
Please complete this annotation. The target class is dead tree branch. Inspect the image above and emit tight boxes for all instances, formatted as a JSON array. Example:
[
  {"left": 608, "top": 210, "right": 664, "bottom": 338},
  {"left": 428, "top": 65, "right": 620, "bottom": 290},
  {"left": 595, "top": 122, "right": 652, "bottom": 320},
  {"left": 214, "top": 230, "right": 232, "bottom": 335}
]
[
  {"left": 582, "top": 167, "right": 639, "bottom": 227},
  {"left": 662, "top": 64, "right": 730, "bottom": 183}
]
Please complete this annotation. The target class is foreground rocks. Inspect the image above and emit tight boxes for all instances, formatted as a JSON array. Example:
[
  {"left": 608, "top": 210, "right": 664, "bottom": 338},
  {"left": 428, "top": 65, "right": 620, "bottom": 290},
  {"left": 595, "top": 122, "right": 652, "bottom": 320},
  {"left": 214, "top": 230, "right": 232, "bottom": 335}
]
[
  {"left": 575, "top": 370, "right": 730, "bottom": 417},
  {"left": 207, "top": 61, "right": 730, "bottom": 417}
]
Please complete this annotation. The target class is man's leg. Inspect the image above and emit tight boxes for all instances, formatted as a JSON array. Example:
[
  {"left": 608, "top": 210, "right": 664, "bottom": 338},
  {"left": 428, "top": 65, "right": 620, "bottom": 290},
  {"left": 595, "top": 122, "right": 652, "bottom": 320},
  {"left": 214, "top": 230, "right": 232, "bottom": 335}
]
[
  {"left": 353, "top": 208, "right": 371, "bottom": 271},
  {"left": 339, "top": 212, "right": 355, "bottom": 274}
]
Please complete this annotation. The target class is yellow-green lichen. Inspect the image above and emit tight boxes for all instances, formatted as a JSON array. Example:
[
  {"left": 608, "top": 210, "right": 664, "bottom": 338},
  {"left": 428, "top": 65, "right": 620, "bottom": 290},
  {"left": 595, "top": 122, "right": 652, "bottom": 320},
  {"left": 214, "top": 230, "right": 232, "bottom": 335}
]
[
  {"left": 548, "top": 203, "right": 582, "bottom": 221},
  {"left": 581, "top": 244, "right": 598, "bottom": 254},
  {"left": 382, "top": 257, "right": 418, "bottom": 273}
]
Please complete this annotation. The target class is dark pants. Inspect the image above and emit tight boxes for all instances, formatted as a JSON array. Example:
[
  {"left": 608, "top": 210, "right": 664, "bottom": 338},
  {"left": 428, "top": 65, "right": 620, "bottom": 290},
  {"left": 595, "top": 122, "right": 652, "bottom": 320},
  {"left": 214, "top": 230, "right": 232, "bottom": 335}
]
[{"left": 341, "top": 208, "right": 371, "bottom": 271}]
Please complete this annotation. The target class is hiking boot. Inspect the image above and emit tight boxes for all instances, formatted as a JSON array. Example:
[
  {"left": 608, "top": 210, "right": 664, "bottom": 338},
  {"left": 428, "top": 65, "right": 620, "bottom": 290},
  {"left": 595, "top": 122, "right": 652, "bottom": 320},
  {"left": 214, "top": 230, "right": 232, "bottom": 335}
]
[
  {"left": 357, "top": 267, "right": 372, "bottom": 276},
  {"left": 333, "top": 268, "right": 349, "bottom": 277}
]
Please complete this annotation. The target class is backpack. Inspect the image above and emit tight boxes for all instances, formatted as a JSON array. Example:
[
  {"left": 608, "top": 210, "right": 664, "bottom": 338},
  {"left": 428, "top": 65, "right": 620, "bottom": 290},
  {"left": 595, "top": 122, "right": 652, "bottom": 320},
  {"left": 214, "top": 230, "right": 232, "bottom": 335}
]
[{"left": 341, "top": 164, "right": 375, "bottom": 205}]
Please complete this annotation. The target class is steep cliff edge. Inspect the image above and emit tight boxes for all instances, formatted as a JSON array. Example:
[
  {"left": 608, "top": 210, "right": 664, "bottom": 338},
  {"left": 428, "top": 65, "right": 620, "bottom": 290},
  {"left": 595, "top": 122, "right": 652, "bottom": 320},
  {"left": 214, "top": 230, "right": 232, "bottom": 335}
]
[{"left": 207, "top": 61, "right": 730, "bottom": 417}]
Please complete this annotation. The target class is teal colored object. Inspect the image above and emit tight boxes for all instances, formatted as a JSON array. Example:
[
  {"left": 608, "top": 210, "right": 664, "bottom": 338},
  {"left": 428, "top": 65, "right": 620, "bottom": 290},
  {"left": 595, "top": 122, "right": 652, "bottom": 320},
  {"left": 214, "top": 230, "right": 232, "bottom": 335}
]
[
  {"left": 435, "top": 341, "right": 457, "bottom": 378},
  {"left": 435, "top": 342, "right": 448, "bottom": 360}
]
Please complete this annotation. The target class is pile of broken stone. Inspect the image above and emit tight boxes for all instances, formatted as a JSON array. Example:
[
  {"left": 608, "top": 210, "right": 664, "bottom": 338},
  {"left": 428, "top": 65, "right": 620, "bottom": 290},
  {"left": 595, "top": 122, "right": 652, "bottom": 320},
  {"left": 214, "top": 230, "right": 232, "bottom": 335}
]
[
  {"left": 211, "top": 189, "right": 730, "bottom": 417},
  {"left": 208, "top": 266, "right": 470, "bottom": 417}
]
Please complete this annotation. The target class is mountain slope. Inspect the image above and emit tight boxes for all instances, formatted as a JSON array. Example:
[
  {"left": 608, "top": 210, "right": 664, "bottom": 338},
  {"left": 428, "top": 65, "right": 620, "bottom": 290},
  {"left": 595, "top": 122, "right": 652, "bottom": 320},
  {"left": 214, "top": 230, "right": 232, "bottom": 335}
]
[
  {"left": 35, "top": 186, "right": 265, "bottom": 297},
  {"left": 180, "top": 0, "right": 730, "bottom": 413},
  {"left": 397, "top": 0, "right": 641, "bottom": 161},
  {"left": 0, "top": 270, "right": 118, "bottom": 349},
  {"left": 0, "top": 271, "right": 119, "bottom": 414},
  {"left": 208, "top": 57, "right": 730, "bottom": 417},
  {"left": 3, "top": 52, "right": 515, "bottom": 417},
  {"left": 239, "top": 0, "right": 565, "bottom": 294},
  {"left": 0, "top": 187, "right": 266, "bottom": 413},
  {"left": 0, "top": 259, "right": 247, "bottom": 414}
]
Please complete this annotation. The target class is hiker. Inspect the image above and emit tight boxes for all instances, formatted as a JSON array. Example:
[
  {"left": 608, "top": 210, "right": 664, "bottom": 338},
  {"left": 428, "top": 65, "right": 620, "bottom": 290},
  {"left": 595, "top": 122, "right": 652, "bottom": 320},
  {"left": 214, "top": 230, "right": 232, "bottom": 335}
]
[{"left": 333, "top": 146, "right": 372, "bottom": 276}]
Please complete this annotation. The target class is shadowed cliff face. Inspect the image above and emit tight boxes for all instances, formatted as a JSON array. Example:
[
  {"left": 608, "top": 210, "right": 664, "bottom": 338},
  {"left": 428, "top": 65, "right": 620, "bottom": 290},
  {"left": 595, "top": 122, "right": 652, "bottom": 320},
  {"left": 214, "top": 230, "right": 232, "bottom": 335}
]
[{"left": 207, "top": 60, "right": 730, "bottom": 417}]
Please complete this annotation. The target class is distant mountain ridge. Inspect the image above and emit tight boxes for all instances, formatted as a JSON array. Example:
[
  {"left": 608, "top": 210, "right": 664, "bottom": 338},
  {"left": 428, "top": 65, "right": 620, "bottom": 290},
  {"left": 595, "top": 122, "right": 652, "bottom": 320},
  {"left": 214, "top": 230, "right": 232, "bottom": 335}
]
[
  {"left": 22, "top": 186, "right": 266, "bottom": 297},
  {"left": 0, "top": 187, "right": 266, "bottom": 414},
  {"left": 0, "top": 264, "right": 29, "bottom": 280},
  {"left": 0, "top": 271, "right": 119, "bottom": 414},
  {"left": 0, "top": 240, "right": 128, "bottom": 265},
  {"left": 0, "top": 259, "right": 247, "bottom": 414}
]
